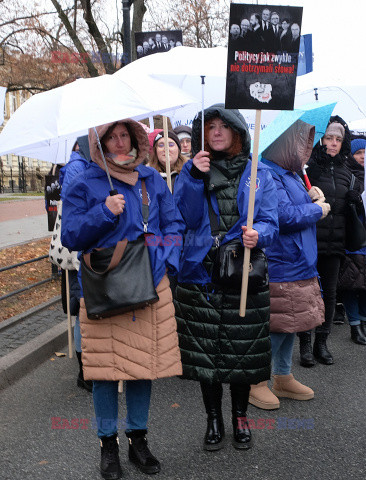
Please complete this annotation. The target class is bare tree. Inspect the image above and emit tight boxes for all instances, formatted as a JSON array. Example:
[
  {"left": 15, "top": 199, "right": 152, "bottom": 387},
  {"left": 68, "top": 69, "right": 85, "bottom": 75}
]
[
  {"left": 145, "top": 0, "right": 229, "bottom": 48},
  {"left": 0, "top": 0, "right": 148, "bottom": 91}
]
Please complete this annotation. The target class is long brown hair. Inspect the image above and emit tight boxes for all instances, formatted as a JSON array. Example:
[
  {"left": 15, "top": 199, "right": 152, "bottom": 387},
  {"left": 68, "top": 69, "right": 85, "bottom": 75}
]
[
  {"left": 149, "top": 141, "right": 186, "bottom": 174},
  {"left": 203, "top": 119, "right": 242, "bottom": 158}
]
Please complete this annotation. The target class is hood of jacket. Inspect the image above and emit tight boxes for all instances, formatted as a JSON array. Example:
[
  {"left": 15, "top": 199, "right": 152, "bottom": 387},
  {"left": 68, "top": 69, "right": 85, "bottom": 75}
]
[
  {"left": 88, "top": 118, "right": 149, "bottom": 172},
  {"left": 191, "top": 103, "right": 251, "bottom": 159},
  {"left": 262, "top": 120, "right": 315, "bottom": 172}
]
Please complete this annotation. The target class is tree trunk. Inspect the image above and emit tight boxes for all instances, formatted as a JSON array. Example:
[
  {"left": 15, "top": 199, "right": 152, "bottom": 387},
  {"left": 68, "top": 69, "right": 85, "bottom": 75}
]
[{"left": 131, "top": 0, "right": 147, "bottom": 61}]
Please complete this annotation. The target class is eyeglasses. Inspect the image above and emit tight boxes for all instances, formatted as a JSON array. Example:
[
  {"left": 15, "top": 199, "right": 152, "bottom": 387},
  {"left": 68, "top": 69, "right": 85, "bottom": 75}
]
[{"left": 156, "top": 142, "right": 176, "bottom": 148}]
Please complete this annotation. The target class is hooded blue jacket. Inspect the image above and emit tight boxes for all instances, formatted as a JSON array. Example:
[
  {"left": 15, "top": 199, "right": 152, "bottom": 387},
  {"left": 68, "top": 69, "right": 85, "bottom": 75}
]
[
  {"left": 173, "top": 159, "right": 278, "bottom": 284},
  {"left": 59, "top": 151, "right": 90, "bottom": 197},
  {"left": 61, "top": 161, "right": 185, "bottom": 288},
  {"left": 262, "top": 158, "right": 323, "bottom": 282}
]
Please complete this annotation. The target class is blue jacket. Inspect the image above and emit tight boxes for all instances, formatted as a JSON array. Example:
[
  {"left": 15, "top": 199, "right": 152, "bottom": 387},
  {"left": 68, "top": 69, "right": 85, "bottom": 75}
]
[
  {"left": 61, "top": 162, "right": 185, "bottom": 288},
  {"left": 59, "top": 151, "right": 90, "bottom": 197},
  {"left": 173, "top": 159, "right": 279, "bottom": 284},
  {"left": 261, "top": 159, "right": 323, "bottom": 282}
]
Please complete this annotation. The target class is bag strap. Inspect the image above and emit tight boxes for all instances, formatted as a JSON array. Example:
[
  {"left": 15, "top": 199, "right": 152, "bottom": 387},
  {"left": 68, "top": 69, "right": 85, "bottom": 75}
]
[
  {"left": 83, "top": 179, "right": 149, "bottom": 273},
  {"left": 141, "top": 179, "right": 149, "bottom": 232},
  {"left": 350, "top": 174, "right": 355, "bottom": 191},
  {"left": 205, "top": 190, "right": 220, "bottom": 237},
  {"left": 83, "top": 239, "right": 128, "bottom": 274}
]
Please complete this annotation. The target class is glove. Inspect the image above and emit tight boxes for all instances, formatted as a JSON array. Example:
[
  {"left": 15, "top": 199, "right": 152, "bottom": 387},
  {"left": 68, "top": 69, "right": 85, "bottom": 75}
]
[
  {"left": 315, "top": 200, "right": 331, "bottom": 219},
  {"left": 308, "top": 186, "right": 325, "bottom": 203}
]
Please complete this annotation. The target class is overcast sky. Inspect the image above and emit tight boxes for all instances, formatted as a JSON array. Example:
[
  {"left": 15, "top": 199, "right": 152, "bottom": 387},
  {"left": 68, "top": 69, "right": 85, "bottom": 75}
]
[{"left": 239, "top": 0, "right": 365, "bottom": 87}]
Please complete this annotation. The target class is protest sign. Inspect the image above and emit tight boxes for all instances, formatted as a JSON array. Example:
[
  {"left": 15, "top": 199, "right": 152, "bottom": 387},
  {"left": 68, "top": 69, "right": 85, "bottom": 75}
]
[
  {"left": 135, "top": 31, "right": 183, "bottom": 58},
  {"left": 225, "top": 3, "right": 303, "bottom": 110},
  {"left": 45, "top": 174, "right": 61, "bottom": 231}
]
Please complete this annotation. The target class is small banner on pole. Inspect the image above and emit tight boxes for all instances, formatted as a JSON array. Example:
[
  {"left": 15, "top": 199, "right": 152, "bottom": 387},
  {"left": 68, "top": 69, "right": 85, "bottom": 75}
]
[{"left": 225, "top": 3, "right": 303, "bottom": 110}]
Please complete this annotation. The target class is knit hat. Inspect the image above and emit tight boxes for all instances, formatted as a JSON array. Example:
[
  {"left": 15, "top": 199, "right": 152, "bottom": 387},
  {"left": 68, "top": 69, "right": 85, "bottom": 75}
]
[
  {"left": 324, "top": 122, "right": 345, "bottom": 139},
  {"left": 153, "top": 130, "right": 181, "bottom": 150},
  {"left": 173, "top": 125, "right": 192, "bottom": 142},
  {"left": 351, "top": 138, "right": 366, "bottom": 155}
]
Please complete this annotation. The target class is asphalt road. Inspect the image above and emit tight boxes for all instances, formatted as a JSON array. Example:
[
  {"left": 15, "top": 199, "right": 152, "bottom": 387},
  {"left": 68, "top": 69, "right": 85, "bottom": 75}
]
[{"left": 0, "top": 323, "right": 365, "bottom": 480}]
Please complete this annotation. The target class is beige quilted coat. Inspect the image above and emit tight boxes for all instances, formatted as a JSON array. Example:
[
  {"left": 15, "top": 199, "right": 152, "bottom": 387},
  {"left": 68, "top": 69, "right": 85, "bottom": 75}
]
[{"left": 79, "top": 274, "right": 182, "bottom": 381}]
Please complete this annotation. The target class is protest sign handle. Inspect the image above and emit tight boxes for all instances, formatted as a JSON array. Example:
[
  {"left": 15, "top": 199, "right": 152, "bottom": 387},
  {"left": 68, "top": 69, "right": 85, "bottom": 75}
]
[
  {"left": 240, "top": 109, "right": 262, "bottom": 317},
  {"left": 201, "top": 76, "right": 206, "bottom": 151},
  {"left": 163, "top": 116, "right": 172, "bottom": 192},
  {"left": 65, "top": 269, "right": 73, "bottom": 358}
]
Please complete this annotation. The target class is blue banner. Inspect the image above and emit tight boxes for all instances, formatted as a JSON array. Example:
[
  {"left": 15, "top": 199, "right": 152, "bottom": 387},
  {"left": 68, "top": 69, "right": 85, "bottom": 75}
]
[{"left": 297, "top": 34, "right": 313, "bottom": 76}]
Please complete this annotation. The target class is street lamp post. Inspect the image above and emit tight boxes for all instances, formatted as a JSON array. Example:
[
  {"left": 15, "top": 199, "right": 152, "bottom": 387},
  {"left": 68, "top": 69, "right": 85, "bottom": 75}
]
[{"left": 122, "top": 0, "right": 134, "bottom": 65}]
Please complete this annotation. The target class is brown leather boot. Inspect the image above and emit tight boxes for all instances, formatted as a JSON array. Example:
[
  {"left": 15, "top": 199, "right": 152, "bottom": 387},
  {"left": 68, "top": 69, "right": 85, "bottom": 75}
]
[
  {"left": 249, "top": 381, "right": 280, "bottom": 410},
  {"left": 272, "top": 374, "right": 314, "bottom": 400}
]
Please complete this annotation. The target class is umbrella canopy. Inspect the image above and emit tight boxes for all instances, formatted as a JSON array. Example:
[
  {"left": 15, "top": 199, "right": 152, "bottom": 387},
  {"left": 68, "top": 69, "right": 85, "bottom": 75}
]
[
  {"left": 0, "top": 73, "right": 196, "bottom": 163},
  {"left": 257, "top": 101, "right": 336, "bottom": 158}
]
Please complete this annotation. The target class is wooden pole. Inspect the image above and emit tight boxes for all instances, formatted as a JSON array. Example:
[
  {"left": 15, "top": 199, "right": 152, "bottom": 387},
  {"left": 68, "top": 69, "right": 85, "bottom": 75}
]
[
  {"left": 163, "top": 116, "right": 172, "bottom": 192},
  {"left": 239, "top": 109, "right": 262, "bottom": 317},
  {"left": 65, "top": 269, "right": 73, "bottom": 358}
]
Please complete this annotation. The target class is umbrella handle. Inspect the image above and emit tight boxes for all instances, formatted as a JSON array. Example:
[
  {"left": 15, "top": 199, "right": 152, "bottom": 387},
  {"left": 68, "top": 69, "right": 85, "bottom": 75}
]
[
  {"left": 110, "top": 189, "right": 118, "bottom": 196},
  {"left": 302, "top": 168, "right": 312, "bottom": 190}
]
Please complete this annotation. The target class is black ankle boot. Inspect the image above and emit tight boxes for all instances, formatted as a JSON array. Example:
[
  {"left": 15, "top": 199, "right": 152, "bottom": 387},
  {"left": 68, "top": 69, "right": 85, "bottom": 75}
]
[
  {"left": 333, "top": 303, "right": 346, "bottom": 325},
  {"left": 350, "top": 325, "right": 366, "bottom": 345},
  {"left": 230, "top": 383, "right": 252, "bottom": 450},
  {"left": 76, "top": 351, "right": 93, "bottom": 392},
  {"left": 200, "top": 382, "right": 225, "bottom": 451},
  {"left": 313, "top": 333, "right": 334, "bottom": 365},
  {"left": 361, "top": 320, "right": 366, "bottom": 337},
  {"left": 126, "top": 430, "right": 161, "bottom": 474},
  {"left": 298, "top": 332, "right": 316, "bottom": 367},
  {"left": 100, "top": 434, "right": 123, "bottom": 480}
]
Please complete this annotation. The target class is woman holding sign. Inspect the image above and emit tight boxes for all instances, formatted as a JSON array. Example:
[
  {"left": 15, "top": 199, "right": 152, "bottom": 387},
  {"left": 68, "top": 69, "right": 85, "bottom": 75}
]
[{"left": 173, "top": 104, "right": 278, "bottom": 451}]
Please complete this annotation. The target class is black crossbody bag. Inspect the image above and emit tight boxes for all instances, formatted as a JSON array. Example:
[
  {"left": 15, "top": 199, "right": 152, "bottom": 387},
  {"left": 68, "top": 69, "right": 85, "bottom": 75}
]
[
  {"left": 80, "top": 180, "right": 159, "bottom": 319},
  {"left": 206, "top": 190, "right": 269, "bottom": 293}
]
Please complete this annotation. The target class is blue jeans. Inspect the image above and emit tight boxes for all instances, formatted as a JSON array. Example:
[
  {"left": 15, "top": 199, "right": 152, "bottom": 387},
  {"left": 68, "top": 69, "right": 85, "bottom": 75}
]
[
  {"left": 74, "top": 316, "right": 82, "bottom": 353},
  {"left": 93, "top": 380, "right": 152, "bottom": 438},
  {"left": 342, "top": 290, "right": 366, "bottom": 326},
  {"left": 270, "top": 332, "right": 296, "bottom": 375}
]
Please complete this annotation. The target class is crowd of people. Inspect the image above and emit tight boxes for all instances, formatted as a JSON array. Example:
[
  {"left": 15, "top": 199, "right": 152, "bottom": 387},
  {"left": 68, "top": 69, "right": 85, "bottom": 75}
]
[
  {"left": 136, "top": 33, "right": 182, "bottom": 58},
  {"left": 57, "top": 106, "right": 366, "bottom": 479},
  {"left": 229, "top": 7, "right": 301, "bottom": 54}
]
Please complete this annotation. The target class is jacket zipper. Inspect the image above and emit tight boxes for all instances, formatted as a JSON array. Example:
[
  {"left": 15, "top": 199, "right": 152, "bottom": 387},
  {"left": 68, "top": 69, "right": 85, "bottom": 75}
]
[{"left": 328, "top": 162, "right": 336, "bottom": 255}]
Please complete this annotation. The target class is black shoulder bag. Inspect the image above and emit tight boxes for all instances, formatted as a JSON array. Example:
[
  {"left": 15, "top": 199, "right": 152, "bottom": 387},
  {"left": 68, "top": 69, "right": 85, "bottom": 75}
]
[
  {"left": 206, "top": 190, "right": 269, "bottom": 293},
  {"left": 345, "top": 174, "right": 366, "bottom": 252},
  {"left": 80, "top": 180, "right": 159, "bottom": 319}
]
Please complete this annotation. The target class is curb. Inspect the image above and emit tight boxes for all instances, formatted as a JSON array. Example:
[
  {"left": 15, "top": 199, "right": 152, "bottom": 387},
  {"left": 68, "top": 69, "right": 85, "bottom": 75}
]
[
  {"left": 0, "top": 296, "right": 62, "bottom": 332},
  {"left": 0, "top": 320, "right": 69, "bottom": 391}
]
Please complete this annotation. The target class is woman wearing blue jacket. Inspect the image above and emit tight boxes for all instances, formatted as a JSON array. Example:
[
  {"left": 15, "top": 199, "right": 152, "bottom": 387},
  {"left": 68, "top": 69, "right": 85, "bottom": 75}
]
[
  {"left": 61, "top": 119, "right": 184, "bottom": 479},
  {"left": 251, "top": 120, "right": 329, "bottom": 410},
  {"left": 173, "top": 104, "right": 278, "bottom": 451}
]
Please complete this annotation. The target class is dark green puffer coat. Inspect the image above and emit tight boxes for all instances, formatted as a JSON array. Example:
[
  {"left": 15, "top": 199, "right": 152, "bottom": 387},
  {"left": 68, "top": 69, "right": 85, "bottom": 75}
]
[{"left": 174, "top": 104, "right": 272, "bottom": 385}]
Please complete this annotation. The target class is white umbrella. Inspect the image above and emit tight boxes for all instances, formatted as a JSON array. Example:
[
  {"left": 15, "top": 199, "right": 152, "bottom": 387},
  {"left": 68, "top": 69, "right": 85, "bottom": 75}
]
[
  {"left": 116, "top": 46, "right": 278, "bottom": 138},
  {"left": 0, "top": 73, "right": 197, "bottom": 161},
  {"left": 348, "top": 118, "right": 366, "bottom": 133}
]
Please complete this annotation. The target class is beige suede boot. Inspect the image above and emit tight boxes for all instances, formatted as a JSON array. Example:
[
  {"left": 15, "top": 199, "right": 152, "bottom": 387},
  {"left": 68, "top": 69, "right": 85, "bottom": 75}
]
[
  {"left": 249, "top": 381, "right": 280, "bottom": 410},
  {"left": 272, "top": 374, "right": 314, "bottom": 400}
]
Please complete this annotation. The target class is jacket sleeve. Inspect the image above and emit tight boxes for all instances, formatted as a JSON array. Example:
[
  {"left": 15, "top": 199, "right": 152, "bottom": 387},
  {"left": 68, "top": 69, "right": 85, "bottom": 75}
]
[
  {"left": 173, "top": 161, "right": 206, "bottom": 230},
  {"left": 60, "top": 160, "right": 87, "bottom": 199},
  {"left": 155, "top": 179, "right": 185, "bottom": 275},
  {"left": 61, "top": 179, "right": 118, "bottom": 252},
  {"left": 252, "top": 170, "right": 279, "bottom": 249},
  {"left": 272, "top": 175, "right": 323, "bottom": 234}
]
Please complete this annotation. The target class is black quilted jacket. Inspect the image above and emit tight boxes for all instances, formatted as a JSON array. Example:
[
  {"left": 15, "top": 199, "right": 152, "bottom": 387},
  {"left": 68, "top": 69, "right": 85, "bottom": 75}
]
[
  {"left": 174, "top": 104, "right": 271, "bottom": 385},
  {"left": 306, "top": 116, "right": 353, "bottom": 256}
]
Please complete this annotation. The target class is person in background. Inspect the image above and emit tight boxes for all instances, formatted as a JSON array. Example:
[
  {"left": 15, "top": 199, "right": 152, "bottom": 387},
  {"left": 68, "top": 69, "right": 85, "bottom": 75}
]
[
  {"left": 250, "top": 120, "right": 328, "bottom": 410},
  {"left": 61, "top": 119, "right": 184, "bottom": 479},
  {"left": 298, "top": 116, "right": 357, "bottom": 366},
  {"left": 149, "top": 130, "right": 185, "bottom": 192},
  {"left": 59, "top": 136, "right": 92, "bottom": 392},
  {"left": 174, "top": 103, "right": 278, "bottom": 452},
  {"left": 173, "top": 125, "right": 192, "bottom": 159},
  {"left": 338, "top": 138, "right": 366, "bottom": 344}
]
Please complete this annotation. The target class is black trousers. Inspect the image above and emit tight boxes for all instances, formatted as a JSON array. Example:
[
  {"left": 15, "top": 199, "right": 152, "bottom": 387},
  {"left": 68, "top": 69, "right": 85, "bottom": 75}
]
[{"left": 315, "top": 255, "right": 342, "bottom": 335}]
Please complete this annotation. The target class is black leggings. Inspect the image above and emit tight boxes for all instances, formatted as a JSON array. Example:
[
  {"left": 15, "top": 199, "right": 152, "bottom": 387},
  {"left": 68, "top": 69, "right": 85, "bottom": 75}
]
[{"left": 315, "top": 255, "right": 342, "bottom": 335}]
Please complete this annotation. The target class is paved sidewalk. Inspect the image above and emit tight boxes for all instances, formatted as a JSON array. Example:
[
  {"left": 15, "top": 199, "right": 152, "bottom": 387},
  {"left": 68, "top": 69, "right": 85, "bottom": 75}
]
[
  {"left": 0, "top": 300, "right": 64, "bottom": 358},
  {"left": 0, "top": 322, "right": 365, "bottom": 480}
]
